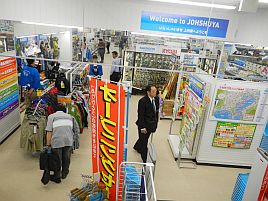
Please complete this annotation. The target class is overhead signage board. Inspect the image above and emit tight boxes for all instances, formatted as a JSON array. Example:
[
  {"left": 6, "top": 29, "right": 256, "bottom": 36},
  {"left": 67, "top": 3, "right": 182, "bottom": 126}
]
[
  {"left": 140, "top": 11, "right": 229, "bottom": 38},
  {"left": 135, "top": 44, "right": 181, "bottom": 55}
]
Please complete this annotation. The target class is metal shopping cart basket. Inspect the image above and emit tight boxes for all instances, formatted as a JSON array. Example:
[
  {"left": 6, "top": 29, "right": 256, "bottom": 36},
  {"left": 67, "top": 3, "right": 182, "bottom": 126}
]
[{"left": 116, "top": 162, "right": 157, "bottom": 201}]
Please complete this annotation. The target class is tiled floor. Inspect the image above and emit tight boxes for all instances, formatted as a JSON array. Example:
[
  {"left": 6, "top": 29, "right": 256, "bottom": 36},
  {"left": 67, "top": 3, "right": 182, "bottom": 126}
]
[{"left": 0, "top": 51, "right": 250, "bottom": 201}]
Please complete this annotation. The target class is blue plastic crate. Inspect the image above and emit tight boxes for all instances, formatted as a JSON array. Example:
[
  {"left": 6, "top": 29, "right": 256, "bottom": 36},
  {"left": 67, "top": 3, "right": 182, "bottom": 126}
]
[{"left": 231, "top": 173, "right": 249, "bottom": 201}]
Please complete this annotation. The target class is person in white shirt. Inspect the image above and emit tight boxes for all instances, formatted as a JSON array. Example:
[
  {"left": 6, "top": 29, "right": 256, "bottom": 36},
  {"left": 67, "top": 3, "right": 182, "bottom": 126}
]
[{"left": 110, "top": 51, "right": 123, "bottom": 82}]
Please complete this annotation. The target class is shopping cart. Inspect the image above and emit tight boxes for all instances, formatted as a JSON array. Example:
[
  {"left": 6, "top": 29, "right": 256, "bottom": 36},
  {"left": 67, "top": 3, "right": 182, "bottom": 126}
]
[{"left": 116, "top": 162, "right": 157, "bottom": 201}]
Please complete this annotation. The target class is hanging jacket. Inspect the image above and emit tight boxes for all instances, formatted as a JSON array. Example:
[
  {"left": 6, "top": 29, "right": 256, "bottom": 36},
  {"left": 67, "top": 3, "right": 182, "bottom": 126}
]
[
  {"left": 73, "top": 118, "right": 80, "bottom": 150},
  {"left": 67, "top": 103, "right": 83, "bottom": 133},
  {"left": 55, "top": 73, "right": 70, "bottom": 95},
  {"left": 20, "top": 116, "right": 47, "bottom": 153}
]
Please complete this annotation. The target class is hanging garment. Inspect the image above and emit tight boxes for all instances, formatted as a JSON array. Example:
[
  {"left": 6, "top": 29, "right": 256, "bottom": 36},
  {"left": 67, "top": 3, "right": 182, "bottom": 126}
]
[
  {"left": 55, "top": 73, "right": 70, "bottom": 95},
  {"left": 76, "top": 102, "right": 88, "bottom": 128},
  {"left": 73, "top": 118, "right": 80, "bottom": 150},
  {"left": 20, "top": 116, "right": 47, "bottom": 153},
  {"left": 67, "top": 103, "right": 83, "bottom": 133}
]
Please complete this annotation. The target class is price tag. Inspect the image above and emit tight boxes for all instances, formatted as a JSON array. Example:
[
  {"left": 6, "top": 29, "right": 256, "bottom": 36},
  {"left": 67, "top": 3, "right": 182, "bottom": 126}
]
[
  {"left": 61, "top": 81, "right": 65, "bottom": 89},
  {"left": 37, "top": 90, "right": 42, "bottom": 97},
  {"left": 33, "top": 125, "right": 37, "bottom": 134}
]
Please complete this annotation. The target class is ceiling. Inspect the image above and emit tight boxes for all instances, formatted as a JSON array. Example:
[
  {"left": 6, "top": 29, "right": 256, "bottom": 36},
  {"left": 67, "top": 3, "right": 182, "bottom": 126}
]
[{"left": 142, "top": 0, "right": 268, "bottom": 9}]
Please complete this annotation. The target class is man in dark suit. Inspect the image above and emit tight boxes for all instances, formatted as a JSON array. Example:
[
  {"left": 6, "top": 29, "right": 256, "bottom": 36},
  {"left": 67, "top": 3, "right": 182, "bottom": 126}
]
[{"left": 134, "top": 85, "right": 159, "bottom": 163}]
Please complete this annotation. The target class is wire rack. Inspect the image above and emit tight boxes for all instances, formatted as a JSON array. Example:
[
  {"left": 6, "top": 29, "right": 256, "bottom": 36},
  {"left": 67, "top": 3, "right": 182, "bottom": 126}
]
[{"left": 116, "top": 162, "right": 157, "bottom": 201}]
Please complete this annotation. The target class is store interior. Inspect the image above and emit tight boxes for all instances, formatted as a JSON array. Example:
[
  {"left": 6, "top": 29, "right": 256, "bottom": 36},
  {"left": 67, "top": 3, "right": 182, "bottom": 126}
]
[{"left": 0, "top": 0, "right": 268, "bottom": 200}]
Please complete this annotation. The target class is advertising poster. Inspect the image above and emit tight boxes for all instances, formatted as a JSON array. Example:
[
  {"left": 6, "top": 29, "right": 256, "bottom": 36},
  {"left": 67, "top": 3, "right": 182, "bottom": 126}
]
[
  {"left": 89, "top": 78, "right": 125, "bottom": 200},
  {"left": 210, "top": 84, "right": 264, "bottom": 123},
  {"left": 141, "top": 11, "right": 229, "bottom": 38},
  {"left": 0, "top": 58, "right": 19, "bottom": 120},
  {"left": 212, "top": 122, "right": 256, "bottom": 149}
]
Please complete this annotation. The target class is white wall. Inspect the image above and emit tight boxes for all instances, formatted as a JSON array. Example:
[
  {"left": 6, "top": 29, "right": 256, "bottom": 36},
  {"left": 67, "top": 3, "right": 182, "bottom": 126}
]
[
  {"left": 1, "top": 0, "right": 239, "bottom": 41},
  {"left": 234, "top": 8, "right": 268, "bottom": 46},
  {"left": 0, "top": 0, "right": 267, "bottom": 45}
]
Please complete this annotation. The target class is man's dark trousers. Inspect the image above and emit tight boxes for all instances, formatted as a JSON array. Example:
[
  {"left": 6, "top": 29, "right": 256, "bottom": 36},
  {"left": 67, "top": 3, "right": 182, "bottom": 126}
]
[
  {"left": 134, "top": 129, "right": 152, "bottom": 163},
  {"left": 53, "top": 146, "right": 72, "bottom": 178}
]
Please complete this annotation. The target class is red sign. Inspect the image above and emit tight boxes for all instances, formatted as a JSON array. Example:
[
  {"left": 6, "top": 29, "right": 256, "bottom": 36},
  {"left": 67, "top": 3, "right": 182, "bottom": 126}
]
[
  {"left": 89, "top": 78, "right": 125, "bottom": 200},
  {"left": 0, "top": 58, "right": 17, "bottom": 80},
  {"left": 161, "top": 48, "right": 178, "bottom": 55},
  {"left": 258, "top": 165, "right": 268, "bottom": 201}
]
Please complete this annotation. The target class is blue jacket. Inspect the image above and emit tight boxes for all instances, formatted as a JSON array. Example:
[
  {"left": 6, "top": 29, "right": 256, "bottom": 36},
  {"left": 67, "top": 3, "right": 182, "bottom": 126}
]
[
  {"left": 19, "top": 64, "right": 41, "bottom": 89},
  {"left": 89, "top": 64, "right": 103, "bottom": 77}
]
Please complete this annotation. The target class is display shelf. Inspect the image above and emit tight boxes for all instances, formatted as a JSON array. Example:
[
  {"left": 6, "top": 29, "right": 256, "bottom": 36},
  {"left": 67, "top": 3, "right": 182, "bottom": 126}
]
[
  {"left": 168, "top": 135, "right": 192, "bottom": 160},
  {"left": 123, "top": 50, "right": 178, "bottom": 91}
]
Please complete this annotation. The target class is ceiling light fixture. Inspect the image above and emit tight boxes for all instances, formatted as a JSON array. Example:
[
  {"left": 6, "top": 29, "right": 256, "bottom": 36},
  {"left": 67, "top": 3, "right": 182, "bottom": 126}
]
[
  {"left": 21, "top": 21, "right": 83, "bottom": 29},
  {"left": 149, "top": 0, "right": 236, "bottom": 10}
]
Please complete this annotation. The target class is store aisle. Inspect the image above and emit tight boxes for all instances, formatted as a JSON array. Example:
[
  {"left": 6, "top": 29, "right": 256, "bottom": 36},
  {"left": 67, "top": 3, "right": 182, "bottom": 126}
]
[
  {"left": 0, "top": 124, "right": 91, "bottom": 201},
  {"left": 0, "top": 87, "right": 249, "bottom": 201}
]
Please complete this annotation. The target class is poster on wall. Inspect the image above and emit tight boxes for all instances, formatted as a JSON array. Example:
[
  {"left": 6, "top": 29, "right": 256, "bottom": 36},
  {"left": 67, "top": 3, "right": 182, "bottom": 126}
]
[
  {"left": 140, "top": 11, "right": 229, "bottom": 38},
  {"left": 89, "top": 78, "right": 125, "bottom": 200},
  {"left": 212, "top": 121, "right": 256, "bottom": 149},
  {"left": 210, "top": 83, "right": 267, "bottom": 124},
  {"left": 0, "top": 58, "right": 19, "bottom": 120}
]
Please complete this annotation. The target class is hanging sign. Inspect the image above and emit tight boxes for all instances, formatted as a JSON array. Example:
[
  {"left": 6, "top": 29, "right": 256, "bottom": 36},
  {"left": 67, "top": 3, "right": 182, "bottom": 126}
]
[
  {"left": 89, "top": 78, "right": 125, "bottom": 200},
  {"left": 212, "top": 121, "right": 256, "bottom": 149},
  {"left": 0, "top": 58, "right": 19, "bottom": 120},
  {"left": 141, "top": 11, "right": 229, "bottom": 38}
]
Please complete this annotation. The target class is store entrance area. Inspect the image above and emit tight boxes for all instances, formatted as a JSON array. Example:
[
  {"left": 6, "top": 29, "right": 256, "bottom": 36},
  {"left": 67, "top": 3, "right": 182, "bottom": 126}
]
[
  {"left": 0, "top": 1, "right": 268, "bottom": 199},
  {"left": 0, "top": 94, "right": 249, "bottom": 201}
]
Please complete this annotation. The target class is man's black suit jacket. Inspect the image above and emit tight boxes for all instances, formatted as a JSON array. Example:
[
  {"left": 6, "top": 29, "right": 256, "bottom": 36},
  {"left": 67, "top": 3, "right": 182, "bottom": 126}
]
[{"left": 136, "top": 95, "right": 160, "bottom": 133}]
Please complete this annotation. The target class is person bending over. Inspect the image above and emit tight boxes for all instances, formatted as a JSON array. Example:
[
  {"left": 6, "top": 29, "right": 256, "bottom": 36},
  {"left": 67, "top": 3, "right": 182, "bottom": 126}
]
[{"left": 45, "top": 105, "right": 77, "bottom": 183}]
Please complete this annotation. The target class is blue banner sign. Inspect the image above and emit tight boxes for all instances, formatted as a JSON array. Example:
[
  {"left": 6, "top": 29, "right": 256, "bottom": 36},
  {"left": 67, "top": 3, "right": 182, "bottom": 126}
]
[{"left": 141, "top": 11, "right": 229, "bottom": 38}]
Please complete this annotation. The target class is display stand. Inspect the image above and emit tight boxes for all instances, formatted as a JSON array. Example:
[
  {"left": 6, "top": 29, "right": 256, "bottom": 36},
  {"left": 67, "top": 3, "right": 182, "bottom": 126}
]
[
  {"left": 168, "top": 73, "right": 210, "bottom": 168},
  {"left": 196, "top": 71, "right": 268, "bottom": 166},
  {"left": 0, "top": 57, "right": 20, "bottom": 143}
]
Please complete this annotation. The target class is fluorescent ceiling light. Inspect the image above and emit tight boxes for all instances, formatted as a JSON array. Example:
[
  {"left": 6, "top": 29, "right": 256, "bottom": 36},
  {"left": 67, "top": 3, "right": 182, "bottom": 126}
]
[
  {"left": 21, "top": 21, "right": 82, "bottom": 29},
  {"left": 149, "top": 0, "right": 236, "bottom": 10},
  {"left": 131, "top": 32, "right": 189, "bottom": 39},
  {"left": 259, "top": 0, "right": 268, "bottom": 3}
]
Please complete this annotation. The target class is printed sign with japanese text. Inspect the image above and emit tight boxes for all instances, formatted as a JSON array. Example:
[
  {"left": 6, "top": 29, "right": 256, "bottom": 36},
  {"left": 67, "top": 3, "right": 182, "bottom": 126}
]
[{"left": 89, "top": 78, "right": 125, "bottom": 200}]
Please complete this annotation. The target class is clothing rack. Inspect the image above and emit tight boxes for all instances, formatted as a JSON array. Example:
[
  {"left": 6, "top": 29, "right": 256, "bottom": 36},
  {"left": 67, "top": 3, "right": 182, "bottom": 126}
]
[{"left": 70, "top": 63, "right": 89, "bottom": 91}]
